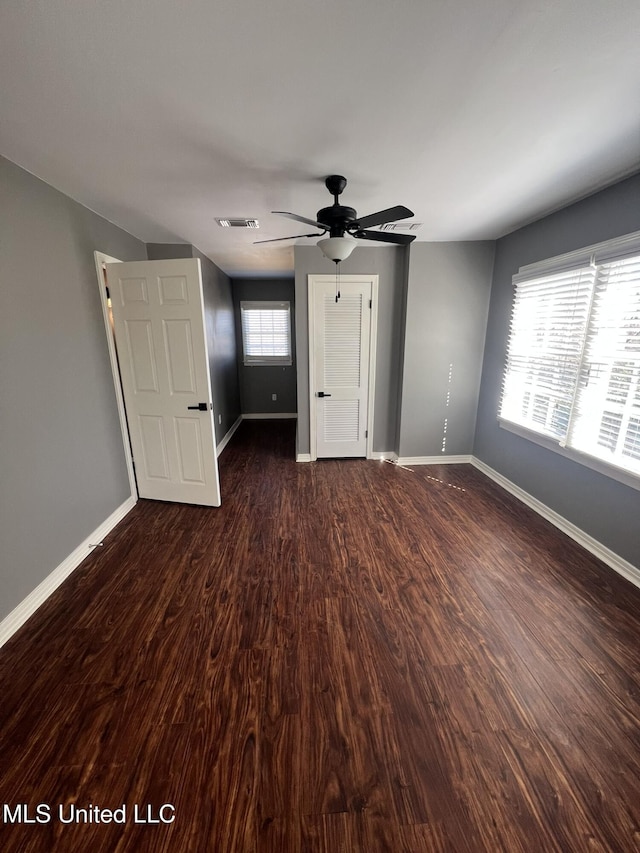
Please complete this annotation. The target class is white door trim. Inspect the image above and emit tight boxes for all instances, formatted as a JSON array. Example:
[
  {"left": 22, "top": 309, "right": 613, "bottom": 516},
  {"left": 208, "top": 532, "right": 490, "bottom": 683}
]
[
  {"left": 308, "top": 274, "right": 378, "bottom": 461},
  {"left": 94, "top": 251, "right": 138, "bottom": 501}
]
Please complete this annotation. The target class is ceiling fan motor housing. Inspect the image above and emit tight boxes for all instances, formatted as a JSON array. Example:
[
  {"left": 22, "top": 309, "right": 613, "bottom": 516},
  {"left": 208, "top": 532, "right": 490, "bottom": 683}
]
[{"left": 317, "top": 205, "right": 357, "bottom": 237}]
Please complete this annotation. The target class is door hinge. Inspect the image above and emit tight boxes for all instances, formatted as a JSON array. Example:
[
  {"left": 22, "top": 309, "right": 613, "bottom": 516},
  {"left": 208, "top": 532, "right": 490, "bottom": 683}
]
[
  {"left": 365, "top": 429, "right": 368, "bottom": 438},
  {"left": 369, "top": 299, "right": 372, "bottom": 309}
]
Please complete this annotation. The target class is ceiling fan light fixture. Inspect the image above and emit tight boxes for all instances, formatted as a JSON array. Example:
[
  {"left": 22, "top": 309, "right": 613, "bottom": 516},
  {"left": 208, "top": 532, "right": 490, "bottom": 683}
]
[{"left": 317, "top": 236, "right": 357, "bottom": 263}]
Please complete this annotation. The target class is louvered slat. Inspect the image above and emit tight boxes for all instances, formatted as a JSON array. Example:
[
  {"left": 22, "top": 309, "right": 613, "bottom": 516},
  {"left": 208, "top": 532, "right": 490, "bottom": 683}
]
[
  {"left": 323, "top": 400, "right": 360, "bottom": 442},
  {"left": 323, "top": 294, "right": 363, "bottom": 387}
]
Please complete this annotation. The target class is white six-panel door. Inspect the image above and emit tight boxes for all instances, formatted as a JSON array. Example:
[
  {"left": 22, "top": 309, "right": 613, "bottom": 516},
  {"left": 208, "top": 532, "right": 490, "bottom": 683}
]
[
  {"left": 106, "top": 258, "right": 221, "bottom": 507},
  {"left": 309, "top": 275, "right": 377, "bottom": 459}
]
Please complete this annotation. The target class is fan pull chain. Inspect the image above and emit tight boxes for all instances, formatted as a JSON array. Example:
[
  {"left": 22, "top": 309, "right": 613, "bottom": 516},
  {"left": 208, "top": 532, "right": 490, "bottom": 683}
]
[{"left": 335, "top": 261, "right": 341, "bottom": 303}]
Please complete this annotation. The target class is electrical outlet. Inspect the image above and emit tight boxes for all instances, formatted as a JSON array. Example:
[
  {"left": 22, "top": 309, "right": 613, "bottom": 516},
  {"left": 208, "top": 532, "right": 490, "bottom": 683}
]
[{"left": 271, "top": 393, "right": 277, "bottom": 401}]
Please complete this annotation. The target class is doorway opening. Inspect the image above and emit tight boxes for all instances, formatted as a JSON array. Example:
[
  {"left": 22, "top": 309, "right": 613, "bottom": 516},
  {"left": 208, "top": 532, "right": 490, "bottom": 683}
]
[{"left": 94, "top": 251, "right": 137, "bottom": 500}]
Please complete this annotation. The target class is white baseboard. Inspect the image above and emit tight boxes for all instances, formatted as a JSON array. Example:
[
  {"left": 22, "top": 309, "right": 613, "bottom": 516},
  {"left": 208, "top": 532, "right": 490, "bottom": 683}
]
[
  {"left": 297, "top": 452, "right": 469, "bottom": 464},
  {"left": 242, "top": 412, "right": 297, "bottom": 420},
  {"left": 217, "top": 415, "right": 242, "bottom": 457},
  {"left": 397, "top": 454, "right": 472, "bottom": 466},
  {"left": 471, "top": 457, "right": 640, "bottom": 591},
  {"left": 296, "top": 451, "right": 398, "bottom": 463},
  {"left": 297, "top": 452, "right": 467, "bottom": 465},
  {"left": 0, "top": 496, "right": 137, "bottom": 649}
]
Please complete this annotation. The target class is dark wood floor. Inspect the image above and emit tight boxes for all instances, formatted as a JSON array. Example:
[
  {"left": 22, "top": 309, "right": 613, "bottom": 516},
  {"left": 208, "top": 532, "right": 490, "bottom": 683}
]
[{"left": 1, "top": 420, "right": 640, "bottom": 852}]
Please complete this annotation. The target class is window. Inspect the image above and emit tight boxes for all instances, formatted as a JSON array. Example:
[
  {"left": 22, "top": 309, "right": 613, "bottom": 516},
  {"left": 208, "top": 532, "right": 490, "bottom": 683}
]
[
  {"left": 240, "top": 301, "right": 292, "bottom": 366},
  {"left": 500, "top": 233, "right": 640, "bottom": 485}
]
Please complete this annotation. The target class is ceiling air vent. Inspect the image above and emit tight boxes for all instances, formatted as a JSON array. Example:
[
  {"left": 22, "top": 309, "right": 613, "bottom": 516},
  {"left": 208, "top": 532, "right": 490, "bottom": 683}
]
[
  {"left": 216, "top": 218, "right": 260, "bottom": 228},
  {"left": 378, "top": 222, "right": 422, "bottom": 232}
]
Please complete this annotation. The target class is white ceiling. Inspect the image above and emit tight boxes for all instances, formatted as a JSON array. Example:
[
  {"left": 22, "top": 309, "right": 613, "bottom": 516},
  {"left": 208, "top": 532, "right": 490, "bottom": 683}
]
[{"left": 1, "top": 0, "right": 639, "bottom": 276}]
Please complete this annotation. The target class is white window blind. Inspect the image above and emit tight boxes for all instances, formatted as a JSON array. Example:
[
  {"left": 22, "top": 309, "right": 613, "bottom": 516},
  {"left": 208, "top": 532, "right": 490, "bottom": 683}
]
[
  {"left": 569, "top": 253, "right": 640, "bottom": 475},
  {"left": 500, "top": 266, "right": 595, "bottom": 441},
  {"left": 240, "top": 301, "right": 292, "bottom": 366},
  {"left": 500, "top": 238, "right": 640, "bottom": 483}
]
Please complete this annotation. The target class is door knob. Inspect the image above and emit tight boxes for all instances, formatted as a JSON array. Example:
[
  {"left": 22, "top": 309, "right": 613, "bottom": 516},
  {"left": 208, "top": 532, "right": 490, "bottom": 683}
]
[
  {"left": 316, "top": 392, "right": 332, "bottom": 397},
  {"left": 187, "top": 402, "right": 208, "bottom": 411}
]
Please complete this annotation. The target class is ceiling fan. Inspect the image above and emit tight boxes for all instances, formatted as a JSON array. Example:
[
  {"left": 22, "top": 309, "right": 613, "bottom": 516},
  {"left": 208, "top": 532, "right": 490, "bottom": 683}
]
[{"left": 255, "top": 175, "right": 416, "bottom": 261}]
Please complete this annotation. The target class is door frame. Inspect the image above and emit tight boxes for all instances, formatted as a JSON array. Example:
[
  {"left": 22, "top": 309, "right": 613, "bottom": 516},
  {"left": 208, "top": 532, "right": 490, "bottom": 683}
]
[
  {"left": 94, "top": 250, "right": 138, "bottom": 501},
  {"left": 308, "top": 273, "right": 379, "bottom": 461}
]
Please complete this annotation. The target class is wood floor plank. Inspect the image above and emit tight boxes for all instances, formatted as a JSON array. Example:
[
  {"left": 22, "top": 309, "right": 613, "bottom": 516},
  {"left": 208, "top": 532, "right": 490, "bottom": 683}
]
[
  {"left": 497, "top": 727, "right": 616, "bottom": 851},
  {"left": 449, "top": 729, "right": 566, "bottom": 853},
  {"left": 1, "top": 419, "right": 640, "bottom": 852}
]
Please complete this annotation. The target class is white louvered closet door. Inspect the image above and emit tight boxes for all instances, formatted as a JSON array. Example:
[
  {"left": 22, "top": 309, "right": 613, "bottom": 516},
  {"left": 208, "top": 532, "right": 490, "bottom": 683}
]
[{"left": 313, "top": 279, "right": 372, "bottom": 458}]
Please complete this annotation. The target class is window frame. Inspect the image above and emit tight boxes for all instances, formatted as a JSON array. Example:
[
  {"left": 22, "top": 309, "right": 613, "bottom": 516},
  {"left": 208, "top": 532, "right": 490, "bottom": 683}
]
[
  {"left": 240, "top": 300, "right": 292, "bottom": 367},
  {"left": 499, "top": 229, "right": 640, "bottom": 493}
]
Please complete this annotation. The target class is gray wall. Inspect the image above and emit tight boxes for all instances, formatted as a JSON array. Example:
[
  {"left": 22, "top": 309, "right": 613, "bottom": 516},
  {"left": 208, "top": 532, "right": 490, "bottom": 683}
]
[
  {"left": 398, "top": 242, "right": 495, "bottom": 458},
  {"left": 193, "top": 248, "right": 241, "bottom": 444},
  {"left": 0, "top": 155, "right": 147, "bottom": 621},
  {"left": 232, "top": 278, "right": 297, "bottom": 415},
  {"left": 474, "top": 172, "right": 640, "bottom": 569},
  {"left": 146, "top": 242, "right": 193, "bottom": 260},
  {"left": 294, "top": 245, "right": 408, "bottom": 457}
]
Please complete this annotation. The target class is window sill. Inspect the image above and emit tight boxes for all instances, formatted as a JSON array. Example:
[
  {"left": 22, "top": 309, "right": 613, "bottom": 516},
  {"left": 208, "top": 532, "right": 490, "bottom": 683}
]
[
  {"left": 498, "top": 418, "right": 640, "bottom": 493},
  {"left": 242, "top": 362, "right": 292, "bottom": 367}
]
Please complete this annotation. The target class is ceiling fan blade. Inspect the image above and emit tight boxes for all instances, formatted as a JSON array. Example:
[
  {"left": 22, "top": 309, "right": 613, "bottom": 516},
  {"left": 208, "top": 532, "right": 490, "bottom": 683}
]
[
  {"left": 354, "top": 229, "right": 416, "bottom": 245},
  {"left": 353, "top": 205, "right": 414, "bottom": 230},
  {"left": 273, "top": 211, "right": 327, "bottom": 229},
  {"left": 254, "top": 232, "right": 324, "bottom": 244}
]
